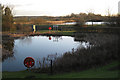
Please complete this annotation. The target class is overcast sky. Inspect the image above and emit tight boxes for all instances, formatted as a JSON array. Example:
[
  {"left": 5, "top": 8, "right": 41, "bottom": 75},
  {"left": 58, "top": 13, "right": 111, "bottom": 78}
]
[{"left": 0, "top": 0, "right": 120, "bottom": 16}]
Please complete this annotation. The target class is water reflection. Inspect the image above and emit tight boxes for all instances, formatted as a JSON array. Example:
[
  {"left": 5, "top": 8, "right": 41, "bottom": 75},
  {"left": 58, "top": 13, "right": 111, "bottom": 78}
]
[
  {"left": 53, "top": 36, "right": 62, "bottom": 42},
  {"left": 2, "top": 36, "right": 81, "bottom": 71},
  {"left": 48, "top": 36, "right": 62, "bottom": 42},
  {"left": 2, "top": 33, "right": 119, "bottom": 72},
  {"left": 78, "top": 42, "right": 92, "bottom": 49},
  {"left": 74, "top": 36, "right": 93, "bottom": 49},
  {"left": 2, "top": 36, "right": 15, "bottom": 61},
  {"left": 2, "top": 35, "right": 101, "bottom": 71},
  {"left": 18, "top": 37, "right": 32, "bottom": 45},
  {"left": 48, "top": 36, "right": 52, "bottom": 40}
]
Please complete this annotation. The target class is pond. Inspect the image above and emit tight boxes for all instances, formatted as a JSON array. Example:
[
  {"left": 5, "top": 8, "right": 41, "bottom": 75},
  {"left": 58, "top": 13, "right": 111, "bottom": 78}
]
[{"left": 2, "top": 36, "right": 91, "bottom": 71}]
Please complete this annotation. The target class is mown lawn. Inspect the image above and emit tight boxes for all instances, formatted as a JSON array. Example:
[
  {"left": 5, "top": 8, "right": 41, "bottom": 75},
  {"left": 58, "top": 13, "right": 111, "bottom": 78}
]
[{"left": 2, "top": 61, "right": 119, "bottom": 78}]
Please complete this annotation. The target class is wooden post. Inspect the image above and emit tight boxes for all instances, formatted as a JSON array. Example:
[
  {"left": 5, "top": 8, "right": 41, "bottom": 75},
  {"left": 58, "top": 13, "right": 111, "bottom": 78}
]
[
  {"left": 92, "top": 22, "right": 93, "bottom": 26},
  {"left": 50, "top": 60, "right": 53, "bottom": 74},
  {"left": 56, "top": 25, "right": 58, "bottom": 32}
]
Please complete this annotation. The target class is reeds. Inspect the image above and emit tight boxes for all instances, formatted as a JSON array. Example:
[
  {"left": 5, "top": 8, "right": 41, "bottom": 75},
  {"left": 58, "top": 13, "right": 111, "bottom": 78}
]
[{"left": 53, "top": 33, "right": 119, "bottom": 72}]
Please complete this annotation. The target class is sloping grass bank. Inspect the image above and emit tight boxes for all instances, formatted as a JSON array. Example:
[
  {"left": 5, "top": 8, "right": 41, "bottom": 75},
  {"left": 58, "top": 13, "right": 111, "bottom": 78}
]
[
  {"left": 2, "top": 60, "right": 119, "bottom": 78},
  {"left": 3, "top": 30, "right": 75, "bottom": 39}
]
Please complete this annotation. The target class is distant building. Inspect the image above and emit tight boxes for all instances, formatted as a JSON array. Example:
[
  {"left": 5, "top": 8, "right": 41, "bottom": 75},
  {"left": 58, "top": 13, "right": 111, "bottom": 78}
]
[{"left": 118, "top": 1, "right": 120, "bottom": 14}]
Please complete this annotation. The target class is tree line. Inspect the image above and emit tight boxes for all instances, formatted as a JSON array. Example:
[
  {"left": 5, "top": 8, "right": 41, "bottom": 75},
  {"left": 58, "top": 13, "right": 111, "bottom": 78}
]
[
  {"left": 14, "top": 12, "right": 120, "bottom": 27},
  {"left": 67, "top": 13, "right": 120, "bottom": 27},
  {"left": 2, "top": 5, "right": 15, "bottom": 31},
  {"left": 1, "top": 5, "right": 120, "bottom": 32}
]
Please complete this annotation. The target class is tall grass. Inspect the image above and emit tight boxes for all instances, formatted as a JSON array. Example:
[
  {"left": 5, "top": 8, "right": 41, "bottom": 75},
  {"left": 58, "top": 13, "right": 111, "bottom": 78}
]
[
  {"left": 32, "top": 33, "right": 119, "bottom": 73},
  {"left": 52, "top": 33, "right": 119, "bottom": 72}
]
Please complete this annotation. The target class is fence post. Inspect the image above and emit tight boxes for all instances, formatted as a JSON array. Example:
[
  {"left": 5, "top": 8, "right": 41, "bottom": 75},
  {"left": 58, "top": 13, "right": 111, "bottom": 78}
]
[{"left": 50, "top": 60, "right": 53, "bottom": 74}]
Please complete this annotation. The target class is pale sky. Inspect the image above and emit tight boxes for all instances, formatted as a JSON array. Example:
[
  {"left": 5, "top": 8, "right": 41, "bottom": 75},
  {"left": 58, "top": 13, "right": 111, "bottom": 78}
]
[{"left": 0, "top": 0, "right": 120, "bottom": 16}]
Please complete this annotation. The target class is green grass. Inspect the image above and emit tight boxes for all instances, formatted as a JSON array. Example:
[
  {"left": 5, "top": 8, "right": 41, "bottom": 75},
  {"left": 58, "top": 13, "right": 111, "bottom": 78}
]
[
  {"left": 55, "top": 31, "right": 75, "bottom": 36},
  {"left": 2, "top": 61, "right": 119, "bottom": 78},
  {"left": 36, "top": 30, "right": 50, "bottom": 33}
]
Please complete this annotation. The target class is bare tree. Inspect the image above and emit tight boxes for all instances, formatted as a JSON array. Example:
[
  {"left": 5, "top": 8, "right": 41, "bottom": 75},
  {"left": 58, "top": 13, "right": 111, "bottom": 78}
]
[
  {"left": 86, "top": 9, "right": 95, "bottom": 14},
  {"left": 105, "top": 7, "right": 112, "bottom": 16}
]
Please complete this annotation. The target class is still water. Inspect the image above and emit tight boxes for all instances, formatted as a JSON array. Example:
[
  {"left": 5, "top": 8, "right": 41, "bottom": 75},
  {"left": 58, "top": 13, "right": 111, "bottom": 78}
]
[{"left": 2, "top": 36, "right": 91, "bottom": 71}]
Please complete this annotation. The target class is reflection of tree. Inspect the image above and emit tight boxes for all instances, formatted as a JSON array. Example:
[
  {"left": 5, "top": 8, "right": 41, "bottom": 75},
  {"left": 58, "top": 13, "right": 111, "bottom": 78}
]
[
  {"left": 19, "top": 37, "right": 32, "bottom": 45},
  {"left": 2, "top": 48, "right": 14, "bottom": 61},
  {"left": 74, "top": 35, "right": 92, "bottom": 49},
  {"left": 77, "top": 42, "right": 92, "bottom": 49},
  {"left": 2, "top": 36, "right": 14, "bottom": 61}
]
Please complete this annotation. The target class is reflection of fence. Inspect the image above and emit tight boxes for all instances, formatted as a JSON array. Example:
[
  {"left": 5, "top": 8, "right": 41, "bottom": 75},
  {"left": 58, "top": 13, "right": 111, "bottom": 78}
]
[{"left": 53, "top": 36, "right": 62, "bottom": 42}]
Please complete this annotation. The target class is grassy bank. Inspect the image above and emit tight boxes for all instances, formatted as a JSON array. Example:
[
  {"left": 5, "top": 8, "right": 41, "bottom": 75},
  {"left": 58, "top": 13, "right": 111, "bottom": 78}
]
[
  {"left": 2, "top": 26, "right": 120, "bottom": 38},
  {"left": 2, "top": 60, "right": 119, "bottom": 78},
  {"left": 2, "top": 30, "right": 75, "bottom": 39},
  {"left": 36, "top": 30, "right": 75, "bottom": 36}
]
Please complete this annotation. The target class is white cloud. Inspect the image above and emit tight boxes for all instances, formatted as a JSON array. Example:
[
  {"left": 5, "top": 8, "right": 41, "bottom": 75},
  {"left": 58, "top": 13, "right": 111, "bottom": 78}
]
[{"left": 1, "top": 0, "right": 120, "bottom": 16}]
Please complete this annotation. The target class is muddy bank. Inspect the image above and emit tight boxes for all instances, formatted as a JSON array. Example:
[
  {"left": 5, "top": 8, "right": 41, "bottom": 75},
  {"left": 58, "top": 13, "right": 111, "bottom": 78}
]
[
  {"left": 2, "top": 48, "right": 14, "bottom": 61},
  {"left": 2, "top": 35, "right": 14, "bottom": 61},
  {"left": 0, "top": 44, "right": 13, "bottom": 61}
]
